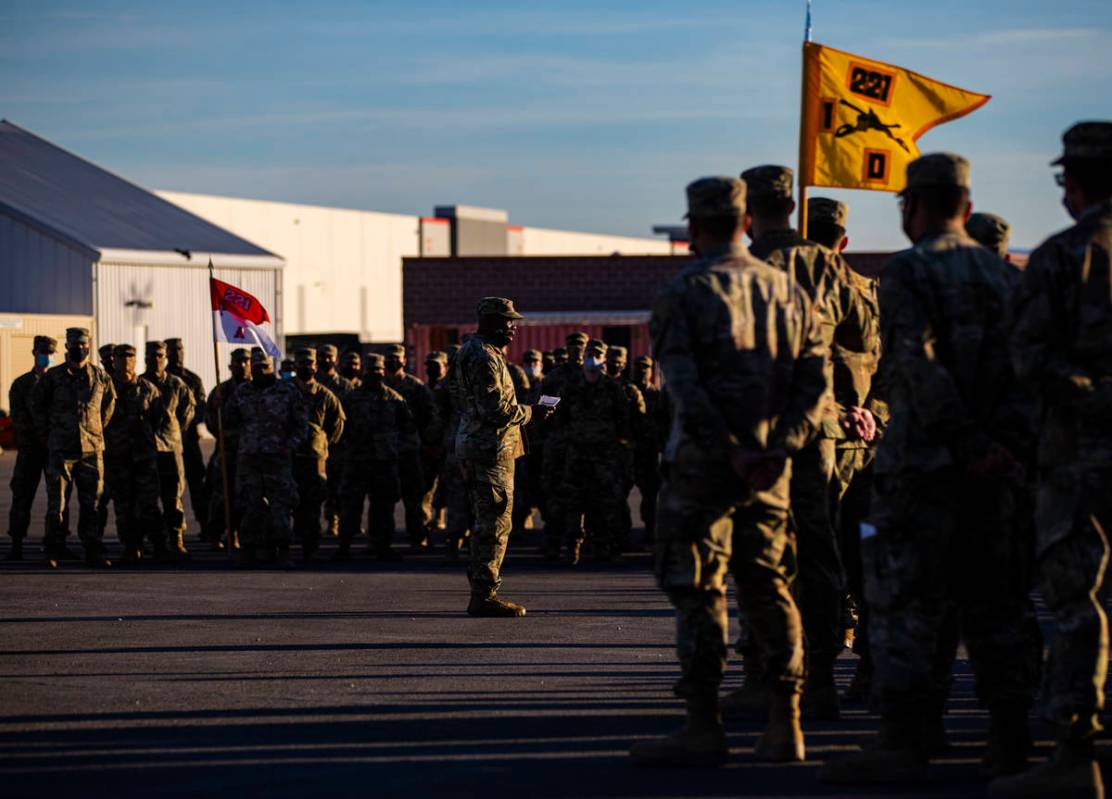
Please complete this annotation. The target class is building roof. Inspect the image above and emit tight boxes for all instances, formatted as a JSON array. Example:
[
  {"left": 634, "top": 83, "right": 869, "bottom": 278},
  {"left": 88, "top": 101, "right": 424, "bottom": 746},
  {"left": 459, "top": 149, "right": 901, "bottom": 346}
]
[{"left": 0, "top": 120, "right": 281, "bottom": 267}]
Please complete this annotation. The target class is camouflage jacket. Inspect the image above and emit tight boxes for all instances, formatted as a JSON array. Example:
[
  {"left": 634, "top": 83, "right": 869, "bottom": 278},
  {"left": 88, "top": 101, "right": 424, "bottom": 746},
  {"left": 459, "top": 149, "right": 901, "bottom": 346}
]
[
  {"left": 553, "top": 371, "right": 634, "bottom": 456},
  {"left": 32, "top": 361, "right": 116, "bottom": 455},
  {"left": 507, "top": 362, "right": 532, "bottom": 404},
  {"left": 294, "top": 380, "right": 345, "bottom": 461},
  {"left": 632, "top": 380, "right": 669, "bottom": 453},
  {"left": 385, "top": 372, "right": 438, "bottom": 452},
  {"left": 830, "top": 269, "right": 888, "bottom": 447},
  {"left": 433, "top": 377, "right": 457, "bottom": 451},
  {"left": 649, "top": 241, "right": 827, "bottom": 467},
  {"left": 8, "top": 370, "right": 43, "bottom": 449},
  {"left": 340, "top": 383, "right": 414, "bottom": 463},
  {"left": 317, "top": 370, "right": 355, "bottom": 399},
  {"left": 876, "top": 231, "right": 1033, "bottom": 476},
  {"left": 205, "top": 377, "right": 249, "bottom": 453},
  {"left": 1011, "top": 200, "right": 1112, "bottom": 470},
  {"left": 168, "top": 366, "right": 206, "bottom": 439},
  {"left": 105, "top": 376, "right": 165, "bottom": 461},
  {"left": 452, "top": 333, "right": 532, "bottom": 465},
  {"left": 535, "top": 361, "right": 582, "bottom": 446},
  {"left": 224, "top": 377, "right": 307, "bottom": 458},
  {"left": 143, "top": 371, "right": 195, "bottom": 453}
]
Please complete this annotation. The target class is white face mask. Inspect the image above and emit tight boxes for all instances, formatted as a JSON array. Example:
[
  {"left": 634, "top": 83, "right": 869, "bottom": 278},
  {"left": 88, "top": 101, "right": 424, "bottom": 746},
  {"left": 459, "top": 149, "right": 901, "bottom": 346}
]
[
  {"left": 583, "top": 356, "right": 605, "bottom": 372},
  {"left": 524, "top": 364, "right": 542, "bottom": 379}
]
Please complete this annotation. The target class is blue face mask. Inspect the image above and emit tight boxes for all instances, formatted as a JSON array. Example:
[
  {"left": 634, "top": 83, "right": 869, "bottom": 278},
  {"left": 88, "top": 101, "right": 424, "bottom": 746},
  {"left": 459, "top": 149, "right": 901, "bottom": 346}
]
[
  {"left": 35, "top": 354, "right": 54, "bottom": 368},
  {"left": 279, "top": 370, "right": 294, "bottom": 381}
]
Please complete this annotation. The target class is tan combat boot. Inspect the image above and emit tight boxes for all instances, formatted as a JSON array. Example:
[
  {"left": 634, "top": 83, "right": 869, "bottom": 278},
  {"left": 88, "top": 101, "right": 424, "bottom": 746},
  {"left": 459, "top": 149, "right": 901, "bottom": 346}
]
[
  {"left": 467, "top": 593, "right": 526, "bottom": 617},
  {"left": 172, "top": 530, "right": 191, "bottom": 560},
  {"left": 989, "top": 733, "right": 1104, "bottom": 798},
  {"left": 754, "top": 691, "right": 805, "bottom": 762},
  {"left": 819, "top": 716, "right": 928, "bottom": 785},
  {"left": 629, "top": 694, "right": 728, "bottom": 767}
]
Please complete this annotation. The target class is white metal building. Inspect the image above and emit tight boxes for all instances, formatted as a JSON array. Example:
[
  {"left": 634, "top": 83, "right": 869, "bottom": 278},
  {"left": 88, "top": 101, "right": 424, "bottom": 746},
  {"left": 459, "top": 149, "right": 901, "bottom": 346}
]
[{"left": 0, "top": 120, "right": 284, "bottom": 403}]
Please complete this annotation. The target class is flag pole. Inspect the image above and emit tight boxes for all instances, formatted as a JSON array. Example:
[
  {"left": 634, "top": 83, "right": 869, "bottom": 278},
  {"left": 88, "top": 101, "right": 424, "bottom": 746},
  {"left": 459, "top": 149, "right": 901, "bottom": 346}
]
[
  {"left": 797, "top": 0, "right": 813, "bottom": 238},
  {"left": 207, "top": 259, "right": 234, "bottom": 559}
]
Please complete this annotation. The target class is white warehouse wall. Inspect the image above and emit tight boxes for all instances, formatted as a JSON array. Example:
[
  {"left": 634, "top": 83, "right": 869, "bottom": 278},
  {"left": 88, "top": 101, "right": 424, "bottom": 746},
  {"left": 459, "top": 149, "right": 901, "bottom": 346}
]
[{"left": 518, "top": 226, "right": 672, "bottom": 256}]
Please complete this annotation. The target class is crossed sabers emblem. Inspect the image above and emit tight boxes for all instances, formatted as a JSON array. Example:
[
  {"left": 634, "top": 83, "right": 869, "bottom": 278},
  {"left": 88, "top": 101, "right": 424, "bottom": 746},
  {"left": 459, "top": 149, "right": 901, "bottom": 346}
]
[{"left": 834, "top": 99, "right": 910, "bottom": 153}]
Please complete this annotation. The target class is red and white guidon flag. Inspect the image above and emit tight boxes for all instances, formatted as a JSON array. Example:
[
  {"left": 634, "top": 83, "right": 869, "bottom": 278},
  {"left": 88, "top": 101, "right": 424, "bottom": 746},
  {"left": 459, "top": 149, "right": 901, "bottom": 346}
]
[{"left": 210, "top": 277, "right": 281, "bottom": 357}]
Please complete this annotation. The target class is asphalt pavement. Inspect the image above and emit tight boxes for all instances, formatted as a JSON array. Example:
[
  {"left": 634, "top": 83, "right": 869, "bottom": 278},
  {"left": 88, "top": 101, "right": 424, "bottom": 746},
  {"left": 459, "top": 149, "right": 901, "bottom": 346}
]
[{"left": 0, "top": 444, "right": 1104, "bottom": 798}]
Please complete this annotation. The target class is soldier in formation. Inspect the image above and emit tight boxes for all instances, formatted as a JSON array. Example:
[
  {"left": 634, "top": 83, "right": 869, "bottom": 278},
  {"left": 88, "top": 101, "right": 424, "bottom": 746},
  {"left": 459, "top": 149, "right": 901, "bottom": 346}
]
[
  {"left": 316, "top": 344, "right": 355, "bottom": 536},
  {"left": 165, "top": 338, "right": 210, "bottom": 546},
  {"left": 205, "top": 347, "right": 251, "bottom": 550}
]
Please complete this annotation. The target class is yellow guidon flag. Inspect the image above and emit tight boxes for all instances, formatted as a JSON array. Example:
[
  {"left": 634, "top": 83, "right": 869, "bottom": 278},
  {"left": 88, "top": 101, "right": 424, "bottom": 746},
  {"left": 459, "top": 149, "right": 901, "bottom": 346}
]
[{"left": 799, "top": 42, "right": 989, "bottom": 192}]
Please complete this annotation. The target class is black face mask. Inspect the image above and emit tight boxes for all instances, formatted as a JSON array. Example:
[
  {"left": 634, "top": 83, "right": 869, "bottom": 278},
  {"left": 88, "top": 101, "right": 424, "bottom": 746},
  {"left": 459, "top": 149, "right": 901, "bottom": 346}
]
[
  {"left": 363, "top": 374, "right": 384, "bottom": 388},
  {"left": 296, "top": 366, "right": 315, "bottom": 382},
  {"left": 339, "top": 366, "right": 358, "bottom": 379},
  {"left": 488, "top": 329, "right": 511, "bottom": 348}
]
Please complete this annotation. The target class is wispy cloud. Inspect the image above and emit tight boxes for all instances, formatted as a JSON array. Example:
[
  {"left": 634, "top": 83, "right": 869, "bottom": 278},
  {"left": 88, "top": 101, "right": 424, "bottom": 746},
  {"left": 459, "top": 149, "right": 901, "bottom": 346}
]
[{"left": 891, "top": 26, "right": 1102, "bottom": 48}]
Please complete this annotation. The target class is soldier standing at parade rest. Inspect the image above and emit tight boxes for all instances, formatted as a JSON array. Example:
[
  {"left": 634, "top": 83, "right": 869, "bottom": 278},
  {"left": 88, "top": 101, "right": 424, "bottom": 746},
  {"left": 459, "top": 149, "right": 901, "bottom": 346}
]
[
  {"left": 422, "top": 351, "right": 449, "bottom": 539},
  {"left": 291, "top": 347, "right": 345, "bottom": 564},
  {"left": 5, "top": 336, "right": 59, "bottom": 561},
  {"left": 165, "top": 338, "right": 210, "bottom": 545},
  {"left": 630, "top": 177, "right": 826, "bottom": 767},
  {"left": 602, "top": 344, "right": 647, "bottom": 553},
  {"left": 95, "top": 343, "right": 115, "bottom": 539},
  {"left": 630, "top": 355, "right": 668, "bottom": 545},
  {"left": 438, "top": 339, "right": 474, "bottom": 561},
  {"left": 224, "top": 350, "right": 306, "bottom": 567},
  {"left": 205, "top": 347, "right": 250, "bottom": 550},
  {"left": 316, "top": 344, "right": 355, "bottom": 536},
  {"left": 104, "top": 344, "right": 170, "bottom": 564},
  {"left": 32, "top": 327, "right": 117, "bottom": 568},
  {"left": 515, "top": 349, "right": 546, "bottom": 532},
  {"left": 821, "top": 153, "right": 1041, "bottom": 785},
  {"left": 995, "top": 121, "right": 1112, "bottom": 798},
  {"left": 453, "top": 298, "right": 551, "bottom": 617},
  {"left": 143, "top": 341, "right": 195, "bottom": 560}
]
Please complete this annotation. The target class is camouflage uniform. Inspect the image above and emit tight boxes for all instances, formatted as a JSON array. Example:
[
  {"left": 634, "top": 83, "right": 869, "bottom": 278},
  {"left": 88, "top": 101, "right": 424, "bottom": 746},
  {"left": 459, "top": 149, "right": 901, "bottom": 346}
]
[
  {"left": 205, "top": 366, "right": 250, "bottom": 544},
  {"left": 293, "top": 356, "right": 345, "bottom": 556},
  {"left": 422, "top": 352, "right": 450, "bottom": 538},
  {"left": 224, "top": 367, "right": 306, "bottom": 551},
  {"left": 143, "top": 346, "right": 196, "bottom": 544},
  {"left": 966, "top": 212, "right": 1011, "bottom": 260},
  {"left": 437, "top": 347, "right": 473, "bottom": 556},
  {"left": 632, "top": 356, "right": 669, "bottom": 544},
  {"left": 339, "top": 359, "right": 413, "bottom": 556},
  {"left": 453, "top": 305, "right": 533, "bottom": 599},
  {"left": 32, "top": 329, "right": 117, "bottom": 558},
  {"left": 165, "top": 339, "right": 209, "bottom": 540},
  {"left": 316, "top": 345, "right": 355, "bottom": 533},
  {"left": 7, "top": 341, "right": 58, "bottom": 545}
]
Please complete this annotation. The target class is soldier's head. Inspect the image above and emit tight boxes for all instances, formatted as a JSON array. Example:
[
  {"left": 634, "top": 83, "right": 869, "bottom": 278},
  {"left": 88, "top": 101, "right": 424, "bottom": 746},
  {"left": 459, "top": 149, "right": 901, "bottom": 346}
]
[
  {"left": 425, "top": 351, "right": 448, "bottom": 385},
  {"left": 97, "top": 343, "right": 115, "bottom": 374},
  {"left": 740, "top": 166, "right": 793, "bottom": 237},
  {"left": 633, "top": 355, "right": 654, "bottom": 387},
  {"left": 383, "top": 344, "right": 407, "bottom": 377},
  {"left": 364, "top": 353, "right": 386, "bottom": 388},
  {"left": 565, "top": 332, "right": 589, "bottom": 365},
  {"left": 279, "top": 358, "right": 295, "bottom": 381},
  {"left": 144, "top": 341, "right": 166, "bottom": 376},
  {"left": 899, "top": 152, "right": 972, "bottom": 243},
  {"left": 33, "top": 335, "right": 58, "bottom": 372},
  {"left": 164, "top": 337, "right": 185, "bottom": 370},
  {"left": 605, "top": 345, "right": 628, "bottom": 378},
  {"left": 339, "top": 349, "right": 361, "bottom": 380},
  {"left": 685, "top": 176, "right": 749, "bottom": 255},
  {"left": 113, "top": 344, "right": 137, "bottom": 382},
  {"left": 583, "top": 339, "right": 607, "bottom": 382},
  {"left": 1054, "top": 121, "right": 1112, "bottom": 218},
  {"left": 65, "top": 327, "right": 90, "bottom": 366},
  {"left": 966, "top": 212, "right": 1011, "bottom": 260},
  {"left": 229, "top": 348, "right": 251, "bottom": 381},
  {"left": 553, "top": 347, "right": 568, "bottom": 367},
  {"left": 476, "top": 297, "right": 523, "bottom": 348},
  {"left": 250, "top": 348, "right": 274, "bottom": 381},
  {"left": 317, "top": 344, "right": 339, "bottom": 374},
  {"left": 542, "top": 351, "right": 556, "bottom": 374},
  {"left": 295, "top": 347, "right": 316, "bottom": 384},
  {"left": 522, "top": 349, "right": 543, "bottom": 381},
  {"left": 807, "top": 197, "right": 849, "bottom": 251}
]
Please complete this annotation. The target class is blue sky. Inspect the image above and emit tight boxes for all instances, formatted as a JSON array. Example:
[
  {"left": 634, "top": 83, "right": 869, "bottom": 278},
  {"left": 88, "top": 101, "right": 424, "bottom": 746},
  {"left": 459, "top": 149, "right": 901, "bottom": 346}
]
[{"left": 2, "top": 0, "right": 1109, "bottom": 250}]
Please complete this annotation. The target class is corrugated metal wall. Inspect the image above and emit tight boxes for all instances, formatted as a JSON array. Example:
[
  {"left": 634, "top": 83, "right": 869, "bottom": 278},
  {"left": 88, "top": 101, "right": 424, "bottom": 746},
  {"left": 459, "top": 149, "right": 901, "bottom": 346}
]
[
  {"left": 96, "top": 262, "right": 279, "bottom": 396},
  {"left": 0, "top": 213, "right": 95, "bottom": 315}
]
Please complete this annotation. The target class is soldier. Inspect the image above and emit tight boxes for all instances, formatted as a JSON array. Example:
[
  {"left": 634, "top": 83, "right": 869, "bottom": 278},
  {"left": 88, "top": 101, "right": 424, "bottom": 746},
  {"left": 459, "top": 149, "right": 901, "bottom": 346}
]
[
  {"left": 32, "top": 327, "right": 117, "bottom": 568},
  {"left": 602, "top": 343, "right": 646, "bottom": 552},
  {"left": 383, "top": 343, "right": 439, "bottom": 551},
  {"left": 316, "top": 344, "right": 356, "bottom": 537},
  {"left": 966, "top": 211, "right": 1011, "bottom": 260},
  {"left": 996, "top": 122, "right": 1112, "bottom": 798},
  {"left": 98, "top": 343, "right": 116, "bottom": 375},
  {"left": 5, "top": 336, "right": 59, "bottom": 561},
  {"left": 95, "top": 342, "right": 115, "bottom": 540},
  {"left": 104, "top": 344, "right": 169, "bottom": 564},
  {"left": 514, "top": 350, "right": 546, "bottom": 536},
  {"left": 542, "top": 350, "right": 557, "bottom": 374},
  {"left": 291, "top": 347, "right": 345, "bottom": 563},
  {"left": 224, "top": 350, "right": 305, "bottom": 567},
  {"left": 630, "top": 177, "right": 826, "bottom": 767},
  {"left": 453, "top": 298, "right": 549, "bottom": 616},
  {"left": 439, "top": 337, "right": 474, "bottom": 561},
  {"left": 736, "top": 165, "right": 873, "bottom": 721},
  {"left": 821, "top": 154, "right": 1041, "bottom": 785},
  {"left": 522, "top": 350, "right": 544, "bottom": 386},
  {"left": 338, "top": 350, "right": 362, "bottom": 386},
  {"left": 631, "top": 355, "right": 668, "bottom": 544},
  {"left": 279, "top": 358, "right": 295, "bottom": 381},
  {"left": 337, "top": 353, "right": 413, "bottom": 561},
  {"left": 552, "top": 347, "right": 569, "bottom": 367},
  {"left": 555, "top": 339, "right": 634, "bottom": 563},
  {"left": 143, "top": 341, "right": 195, "bottom": 560},
  {"left": 165, "top": 338, "right": 210, "bottom": 544},
  {"left": 423, "top": 351, "right": 450, "bottom": 538},
  {"left": 205, "top": 347, "right": 251, "bottom": 550}
]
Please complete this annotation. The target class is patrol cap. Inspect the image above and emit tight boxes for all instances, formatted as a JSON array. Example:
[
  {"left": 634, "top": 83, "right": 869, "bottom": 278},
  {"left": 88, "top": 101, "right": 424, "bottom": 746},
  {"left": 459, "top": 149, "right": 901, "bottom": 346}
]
[
  {"left": 382, "top": 343, "right": 407, "bottom": 358},
  {"left": 966, "top": 212, "right": 1011, "bottom": 253},
  {"left": 164, "top": 337, "right": 183, "bottom": 346},
  {"left": 684, "top": 176, "right": 746, "bottom": 219},
  {"left": 476, "top": 296, "right": 523, "bottom": 320},
  {"left": 113, "top": 343, "right": 136, "bottom": 357},
  {"left": 340, "top": 349, "right": 361, "bottom": 362},
  {"left": 230, "top": 347, "right": 250, "bottom": 361},
  {"left": 634, "top": 355, "right": 654, "bottom": 368},
  {"left": 565, "top": 332, "right": 589, "bottom": 346},
  {"left": 250, "top": 349, "right": 271, "bottom": 366},
  {"left": 34, "top": 335, "right": 58, "bottom": 351},
  {"left": 585, "top": 338, "right": 608, "bottom": 354},
  {"left": 607, "top": 345, "right": 628, "bottom": 359},
  {"left": 66, "top": 327, "right": 90, "bottom": 343},
  {"left": 425, "top": 350, "right": 448, "bottom": 364},
  {"left": 1052, "top": 121, "right": 1112, "bottom": 165},
  {"left": 808, "top": 197, "right": 848, "bottom": 228},
  {"left": 523, "top": 349, "right": 543, "bottom": 361},
  {"left": 98, "top": 343, "right": 115, "bottom": 357},
  {"left": 294, "top": 346, "right": 316, "bottom": 361},
  {"left": 280, "top": 358, "right": 295, "bottom": 371},
  {"left": 145, "top": 340, "right": 166, "bottom": 353},
  {"left": 740, "top": 165, "right": 794, "bottom": 200},
  {"left": 365, "top": 353, "right": 385, "bottom": 368},
  {"left": 318, "top": 344, "right": 338, "bottom": 358},
  {"left": 903, "top": 152, "right": 970, "bottom": 192}
]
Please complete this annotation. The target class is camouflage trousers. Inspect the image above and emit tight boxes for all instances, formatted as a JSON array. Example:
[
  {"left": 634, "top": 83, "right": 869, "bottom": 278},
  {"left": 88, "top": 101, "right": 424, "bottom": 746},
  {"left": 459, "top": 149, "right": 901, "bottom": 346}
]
[
  {"left": 8, "top": 444, "right": 53, "bottom": 540},
  {"left": 833, "top": 448, "right": 875, "bottom": 659},
  {"left": 866, "top": 468, "right": 1041, "bottom": 722},
  {"left": 236, "top": 454, "right": 297, "bottom": 549},
  {"left": 461, "top": 456, "right": 515, "bottom": 597},
  {"left": 206, "top": 447, "right": 242, "bottom": 544},
  {"left": 655, "top": 452, "right": 803, "bottom": 701},
  {"left": 323, "top": 442, "right": 344, "bottom": 530},
  {"left": 44, "top": 451, "right": 104, "bottom": 550},
  {"left": 398, "top": 450, "right": 428, "bottom": 546},
  {"left": 441, "top": 453, "right": 473, "bottom": 545},
  {"left": 106, "top": 455, "right": 166, "bottom": 548},
  {"left": 562, "top": 449, "right": 627, "bottom": 554},
  {"left": 542, "top": 434, "right": 574, "bottom": 549},
  {"left": 182, "top": 433, "right": 209, "bottom": 537},
  {"left": 634, "top": 449, "right": 662, "bottom": 542},
  {"left": 154, "top": 450, "right": 186, "bottom": 536},
  {"left": 340, "top": 460, "right": 400, "bottom": 554},
  {"left": 292, "top": 457, "right": 327, "bottom": 547},
  {"left": 1035, "top": 465, "right": 1112, "bottom": 739},
  {"left": 421, "top": 448, "right": 444, "bottom": 533},
  {"left": 790, "top": 437, "right": 846, "bottom": 673}
]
